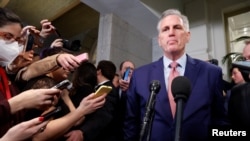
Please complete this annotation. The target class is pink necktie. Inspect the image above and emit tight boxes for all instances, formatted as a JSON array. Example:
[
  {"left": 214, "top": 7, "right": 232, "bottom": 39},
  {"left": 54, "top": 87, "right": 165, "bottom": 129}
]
[{"left": 168, "top": 62, "right": 179, "bottom": 118}]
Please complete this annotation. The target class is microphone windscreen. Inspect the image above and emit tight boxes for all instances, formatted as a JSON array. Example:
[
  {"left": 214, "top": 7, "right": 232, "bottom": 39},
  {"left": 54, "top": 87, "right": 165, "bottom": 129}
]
[
  {"left": 149, "top": 80, "right": 161, "bottom": 94},
  {"left": 171, "top": 76, "right": 191, "bottom": 100}
]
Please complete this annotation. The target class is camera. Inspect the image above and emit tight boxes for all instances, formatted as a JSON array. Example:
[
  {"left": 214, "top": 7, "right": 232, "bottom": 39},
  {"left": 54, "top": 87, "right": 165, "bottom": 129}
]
[
  {"left": 54, "top": 29, "right": 81, "bottom": 52},
  {"left": 62, "top": 39, "right": 81, "bottom": 52},
  {"left": 232, "top": 61, "right": 250, "bottom": 82}
]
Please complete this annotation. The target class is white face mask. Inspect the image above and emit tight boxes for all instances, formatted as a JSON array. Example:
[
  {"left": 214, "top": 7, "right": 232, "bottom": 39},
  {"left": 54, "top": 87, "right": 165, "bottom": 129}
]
[{"left": 0, "top": 39, "right": 22, "bottom": 67}]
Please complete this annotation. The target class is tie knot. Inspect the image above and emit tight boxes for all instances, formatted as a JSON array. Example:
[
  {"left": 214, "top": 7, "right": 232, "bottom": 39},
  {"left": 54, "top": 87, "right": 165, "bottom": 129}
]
[{"left": 169, "top": 61, "right": 178, "bottom": 69}]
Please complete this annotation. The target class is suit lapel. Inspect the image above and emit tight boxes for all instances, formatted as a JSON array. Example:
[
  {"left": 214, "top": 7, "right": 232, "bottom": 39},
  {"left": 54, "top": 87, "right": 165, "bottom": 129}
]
[
  {"left": 152, "top": 58, "right": 175, "bottom": 124},
  {"left": 183, "top": 55, "right": 201, "bottom": 120}
]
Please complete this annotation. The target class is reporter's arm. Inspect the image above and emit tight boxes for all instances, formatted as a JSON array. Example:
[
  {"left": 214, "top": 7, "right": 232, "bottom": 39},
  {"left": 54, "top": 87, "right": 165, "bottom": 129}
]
[
  {"left": 8, "top": 89, "right": 60, "bottom": 114},
  {"left": 16, "top": 54, "right": 60, "bottom": 81},
  {"left": 32, "top": 93, "right": 106, "bottom": 141},
  {"left": 32, "top": 106, "right": 86, "bottom": 141},
  {"left": 0, "top": 117, "right": 48, "bottom": 141},
  {"left": 16, "top": 53, "right": 81, "bottom": 81}
]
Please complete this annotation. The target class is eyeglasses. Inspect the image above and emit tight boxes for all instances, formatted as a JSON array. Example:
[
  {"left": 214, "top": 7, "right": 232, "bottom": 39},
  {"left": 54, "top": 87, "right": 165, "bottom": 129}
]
[{"left": 0, "top": 32, "right": 25, "bottom": 45}]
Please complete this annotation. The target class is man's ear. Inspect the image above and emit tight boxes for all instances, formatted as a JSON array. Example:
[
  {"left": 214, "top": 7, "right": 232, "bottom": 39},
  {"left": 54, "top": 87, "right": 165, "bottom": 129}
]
[{"left": 186, "top": 31, "right": 191, "bottom": 43}]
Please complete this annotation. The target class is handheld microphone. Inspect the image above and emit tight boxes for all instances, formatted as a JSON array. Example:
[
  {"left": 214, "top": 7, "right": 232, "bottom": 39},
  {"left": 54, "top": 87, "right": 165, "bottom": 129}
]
[
  {"left": 139, "top": 80, "right": 161, "bottom": 141},
  {"left": 171, "top": 76, "right": 191, "bottom": 141}
]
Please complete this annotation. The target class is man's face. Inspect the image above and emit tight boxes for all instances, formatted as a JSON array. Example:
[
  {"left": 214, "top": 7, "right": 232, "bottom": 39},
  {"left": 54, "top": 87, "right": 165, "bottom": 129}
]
[
  {"left": 120, "top": 61, "right": 135, "bottom": 78},
  {"left": 158, "top": 15, "right": 190, "bottom": 58}
]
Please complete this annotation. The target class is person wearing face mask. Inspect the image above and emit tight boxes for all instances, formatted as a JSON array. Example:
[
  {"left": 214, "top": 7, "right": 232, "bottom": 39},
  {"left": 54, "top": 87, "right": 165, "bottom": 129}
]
[
  {"left": 14, "top": 32, "right": 83, "bottom": 85},
  {"left": 0, "top": 38, "right": 23, "bottom": 67},
  {"left": 0, "top": 7, "right": 83, "bottom": 137}
]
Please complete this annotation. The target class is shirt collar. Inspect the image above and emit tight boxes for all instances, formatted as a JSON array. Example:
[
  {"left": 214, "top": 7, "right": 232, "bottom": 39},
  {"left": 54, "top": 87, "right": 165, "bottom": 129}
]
[
  {"left": 163, "top": 54, "right": 187, "bottom": 70},
  {"left": 97, "top": 80, "right": 109, "bottom": 86}
]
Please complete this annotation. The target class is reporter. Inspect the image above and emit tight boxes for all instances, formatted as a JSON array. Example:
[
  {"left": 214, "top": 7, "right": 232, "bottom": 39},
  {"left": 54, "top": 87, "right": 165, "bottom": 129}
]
[
  {"left": 0, "top": 117, "right": 49, "bottom": 141},
  {"left": 5, "top": 20, "right": 52, "bottom": 73},
  {"left": 118, "top": 60, "right": 135, "bottom": 91},
  {"left": 0, "top": 7, "right": 63, "bottom": 137}
]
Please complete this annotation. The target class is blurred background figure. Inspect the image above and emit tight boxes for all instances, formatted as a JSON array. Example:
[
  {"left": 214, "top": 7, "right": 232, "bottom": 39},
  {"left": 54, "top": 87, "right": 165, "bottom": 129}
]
[
  {"left": 65, "top": 60, "right": 119, "bottom": 141},
  {"left": 118, "top": 60, "right": 135, "bottom": 92}
]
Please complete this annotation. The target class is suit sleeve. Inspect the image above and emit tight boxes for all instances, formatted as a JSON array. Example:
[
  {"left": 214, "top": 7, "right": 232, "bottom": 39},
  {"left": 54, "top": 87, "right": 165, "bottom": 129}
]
[{"left": 211, "top": 67, "right": 228, "bottom": 126}]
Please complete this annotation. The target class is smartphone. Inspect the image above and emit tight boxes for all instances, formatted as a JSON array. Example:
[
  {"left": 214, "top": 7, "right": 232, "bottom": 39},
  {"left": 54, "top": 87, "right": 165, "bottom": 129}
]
[
  {"left": 123, "top": 67, "right": 130, "bottom": 81},
  {"left": 51, "top": 79, "right": 72, "bottom": 90},
  {"left": 94, "top": 85, "right": 112, "bottom": 98},
  {"left": 24, "top": 34, "right": 34, "bottom": 51},
  {"left": 42, "top": 106, "right": 62, "bottom": 121},
  {"left": 76, "top": 53, "right": 89, "bottom": 62},
  {"left": 29, "top": 29, "right": 44, "bottom": 47}
]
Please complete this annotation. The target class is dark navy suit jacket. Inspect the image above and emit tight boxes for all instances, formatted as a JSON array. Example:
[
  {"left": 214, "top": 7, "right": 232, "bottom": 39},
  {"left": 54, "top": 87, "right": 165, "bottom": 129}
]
[{"left": 123, "top": 55, "right": 227, "bottom": 141}]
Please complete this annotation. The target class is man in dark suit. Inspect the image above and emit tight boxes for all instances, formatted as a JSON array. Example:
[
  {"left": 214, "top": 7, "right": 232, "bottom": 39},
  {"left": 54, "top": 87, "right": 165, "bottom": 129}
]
[
  {"left": 78, "top": 60, "right": 119, "bottom": 141},
  {"left": 228, "top": 82, "right": 250, "bottom": 128},
  {"left": 115, "top": 60, "right": 135, "bottom": 141},
  {"left": 123, "top": 9, "right": 227, "bottom": 141}
]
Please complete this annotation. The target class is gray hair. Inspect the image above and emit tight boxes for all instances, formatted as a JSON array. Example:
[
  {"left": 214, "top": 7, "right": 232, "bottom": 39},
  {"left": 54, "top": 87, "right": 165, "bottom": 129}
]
[{"left": 157, "top": 9, "right": 189, "bottom": 32}]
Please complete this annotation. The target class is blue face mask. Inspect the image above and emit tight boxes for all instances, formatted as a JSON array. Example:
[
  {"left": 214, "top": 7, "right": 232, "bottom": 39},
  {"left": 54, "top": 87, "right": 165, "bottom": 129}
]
[{"left": 0, "top": 39, "right": 23, "bottom": 67}]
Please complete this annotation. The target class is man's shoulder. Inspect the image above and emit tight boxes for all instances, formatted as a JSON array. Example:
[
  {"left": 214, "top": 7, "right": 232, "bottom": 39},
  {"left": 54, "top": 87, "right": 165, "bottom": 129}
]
[
  {"left": 136, "top": 58, "right": 162, "bottom": 72},
  {"left": 189, "top": 57, "right": 222, "bottom": 71}
]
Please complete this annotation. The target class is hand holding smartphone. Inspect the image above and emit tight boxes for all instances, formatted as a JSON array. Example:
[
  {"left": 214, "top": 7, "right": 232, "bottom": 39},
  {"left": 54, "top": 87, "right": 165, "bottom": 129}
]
[
  {"left": 23, "top": 34, "right": 34, "bottom": 52},
  {"left": 93, "top": 85, "right": 112, "bottom": 98},
  {"left": 51, "top": 79, "right": 72, "bottom": 90},
  {"left": 76, "top": 53, "right": 89, "bottom": 62},
  {"left": 42, "top": 106, "right": 62, "bottom": 121},
  {"left": 29, "top": 29, "right": 44, "bottom": 47}
]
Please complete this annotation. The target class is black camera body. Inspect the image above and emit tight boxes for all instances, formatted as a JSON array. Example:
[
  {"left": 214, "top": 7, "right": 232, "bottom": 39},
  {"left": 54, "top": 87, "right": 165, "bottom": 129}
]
[{"left": 62, "top": 39, "right": 81, "bottom": 52}]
